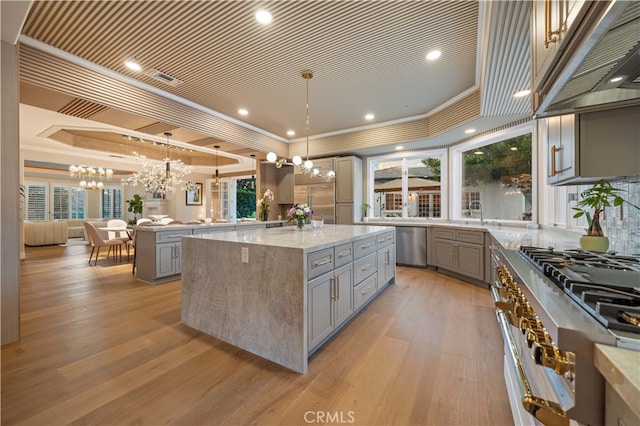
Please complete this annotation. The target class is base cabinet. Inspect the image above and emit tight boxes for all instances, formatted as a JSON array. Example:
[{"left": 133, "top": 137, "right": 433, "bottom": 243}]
[
  {"left": 155, "top": 243, "right": 181, "bottom": 278},
  {"left": 307, "top": 229, "right": 395, "bottom": 353},
  {"left": 431, "top": 227, "right": 485, "bottom": 283},
  {"left": 308, "top": 265, "right": 354, "bottom": 350}
]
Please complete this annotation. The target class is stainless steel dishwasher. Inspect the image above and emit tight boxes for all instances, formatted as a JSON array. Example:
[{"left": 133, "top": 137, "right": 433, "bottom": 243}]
[{"left": 395, "top": 226, "right": 427, "bottom": 267}]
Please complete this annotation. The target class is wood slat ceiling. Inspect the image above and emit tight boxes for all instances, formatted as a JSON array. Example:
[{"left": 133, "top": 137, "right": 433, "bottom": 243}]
[{"left": 17, "top": 0, "right": 532, "bottom": 163}]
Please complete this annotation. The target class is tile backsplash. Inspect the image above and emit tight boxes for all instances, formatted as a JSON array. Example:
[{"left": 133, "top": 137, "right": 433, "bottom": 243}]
[{"left": 601, "top": 179, "right": 640, "bottom": 254}]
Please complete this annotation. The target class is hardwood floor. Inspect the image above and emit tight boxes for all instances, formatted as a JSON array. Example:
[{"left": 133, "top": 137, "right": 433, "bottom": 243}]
[{"left": 2, "top": 244, "right": 513, "bottom": 425}]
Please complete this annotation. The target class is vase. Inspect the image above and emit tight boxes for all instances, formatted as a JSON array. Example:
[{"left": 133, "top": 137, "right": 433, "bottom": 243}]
[
  {"left": 260, "top": 212, "right": 268, "bottom": 221},
  {"left": 296, "top": 217, "right": 305, "bottom": 230},
  {"left": 580, "top": 235, "right": 609, "bottom": 252}
]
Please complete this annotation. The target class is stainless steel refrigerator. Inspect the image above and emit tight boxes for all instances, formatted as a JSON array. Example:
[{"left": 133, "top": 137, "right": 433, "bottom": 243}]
[{"left": 293, "top": 179, "right": 335, "bottom": 224}]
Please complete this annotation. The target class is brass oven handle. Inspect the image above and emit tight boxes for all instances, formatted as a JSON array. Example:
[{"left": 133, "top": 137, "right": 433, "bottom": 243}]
[
  {"left": 498, "top": 311, "right": 569, "bottom": 426},
  {"left": 533, "top": 342, "right": 576, "bottom": 378}
]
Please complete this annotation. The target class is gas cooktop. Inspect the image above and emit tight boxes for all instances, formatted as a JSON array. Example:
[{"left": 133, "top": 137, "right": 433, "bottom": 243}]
[{"left": 518, "top": 246, "right": 640, "bottom": 334}]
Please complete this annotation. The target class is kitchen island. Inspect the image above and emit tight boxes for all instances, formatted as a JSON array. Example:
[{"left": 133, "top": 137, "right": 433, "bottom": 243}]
[{"left": 180, "top": 225, "right": 395, "bottom": 374}]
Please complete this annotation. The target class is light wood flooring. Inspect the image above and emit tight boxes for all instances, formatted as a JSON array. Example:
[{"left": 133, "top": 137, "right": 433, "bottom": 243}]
[{"left": 2, "top": 244, "right": 513, "bottom": 425}]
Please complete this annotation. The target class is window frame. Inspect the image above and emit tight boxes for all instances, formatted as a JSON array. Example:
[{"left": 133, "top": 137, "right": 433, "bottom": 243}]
[
  {"left": 366, "top": 148, "right": 448, "bottom": 220},
  {"left": 449, "top": 122, "right": 536, "bottom": 225}
]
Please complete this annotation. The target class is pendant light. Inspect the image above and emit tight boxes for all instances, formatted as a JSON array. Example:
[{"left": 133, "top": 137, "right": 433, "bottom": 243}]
[
  {"left": 265, "top": 69, "right": 334, "bottom": 179},
  {"left": 301, "top": 69, "right": 313, "bottom": 171},
  {"left": 164, "top": 132, "right": 172, "bottom": 179},
  {"left": 214, "top": 145, "right": 220, "bottom": 185},
  {"left": 250, "top": 154, "right": 256, "bottom": 189}
]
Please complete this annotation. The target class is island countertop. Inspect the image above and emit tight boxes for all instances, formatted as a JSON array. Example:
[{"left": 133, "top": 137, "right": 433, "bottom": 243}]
[{"left": 186, "top": 224, "right": 395, "bottom": 251}]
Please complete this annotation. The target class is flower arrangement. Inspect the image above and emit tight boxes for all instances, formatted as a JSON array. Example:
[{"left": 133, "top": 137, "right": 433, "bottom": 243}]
[
  {"left": 287, "top": 203, "right": 313, "bottom": 229},
  {"left": 257, "top": 188, "right": 275, "bottom": 221}
]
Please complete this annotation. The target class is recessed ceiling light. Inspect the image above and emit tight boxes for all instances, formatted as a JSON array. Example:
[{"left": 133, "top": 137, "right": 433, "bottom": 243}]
[
  {"left": 513, "top": 89, "right": 531, "bottom": 98},
  {"left": 396, "top": 146, "right": 404, "bottom": 150},
  {"left": 255, "top": 10, "right": 272, "bottom": 24},
  {"left": 124, "top": 60, "right": 141, "bottom": 72},
  {"left": 365, "top": 113, "right": 375, "bottom": 121},
  {"left": 610, "top": 76, "right": 623, "bottom": 83},
  {"left": 238, "top": 108, "right": 248, "bottom": 116},
  {"left": 465, "top": 128, "right": 476, "bottom": 134},
  {"left": 287, "top": 130, "right": 295, "bottom": 136},
  {"left": 426, "top": 50, "right": 441, "bottom": 61}
]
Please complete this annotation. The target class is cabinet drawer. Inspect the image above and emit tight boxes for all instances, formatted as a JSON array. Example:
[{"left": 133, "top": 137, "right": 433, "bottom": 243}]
[
  {"left": 354, "top": 273, "right": 378, "bottom": 311},
  {"left": 307, "top": 248, "right": 334, "bottom": 280},
  {"left": 155, "top": 229, "right": 192, "bottom": 243},
  {"left": 353, "top": 252, "right": 377, "bottom": 285},
  {"left": 377, "top": 231, "right": 394, "bottom": 248},
  {"left": 353, "top": 236, "right": 377, "bottom": 259},
  {"left": 456, "top": 229, "right": 484, "bottom": 244},
  {"left": 334, "top": 242, "right": 353, "bottom": 268},
  {"left": 432, "top": 228, "right": 455, "bottom": 240}
]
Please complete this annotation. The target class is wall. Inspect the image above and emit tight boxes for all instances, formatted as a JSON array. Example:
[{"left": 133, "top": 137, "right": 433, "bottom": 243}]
[
  {"left": 1, "top": 40, "right": 21, "bottom": 345},
  {"left": 600, "top": 179, "right": 640, "bottom": 254}
]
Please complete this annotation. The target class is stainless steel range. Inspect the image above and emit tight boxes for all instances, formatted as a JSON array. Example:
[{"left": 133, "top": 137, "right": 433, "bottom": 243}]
[
  {"left": 490, "top": 243, "right": 640, "bottom": 426},
  {"left": 519, "top": 246, "right": 640, "bottom": 346}
]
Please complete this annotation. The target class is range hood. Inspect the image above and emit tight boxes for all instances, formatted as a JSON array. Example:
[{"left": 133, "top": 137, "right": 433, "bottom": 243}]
[{"left": 537, "top": 1, "right": 640, "bottom": 116}]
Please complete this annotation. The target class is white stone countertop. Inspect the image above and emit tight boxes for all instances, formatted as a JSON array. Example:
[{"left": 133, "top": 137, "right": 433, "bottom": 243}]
[
  {"left": 185, "top": 224, "right": 394, "bottom": 252},
  {"left": 134, "top": 220, "right": 287, "bottom": 232},
  {"left": 358, "top": 220, "right": 637, "bottom": 256},
  {"left": 594, "top": 344, "right": 640, "bottom": 419}
]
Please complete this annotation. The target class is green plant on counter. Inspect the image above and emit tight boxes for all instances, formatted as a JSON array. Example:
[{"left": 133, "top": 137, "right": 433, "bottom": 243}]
[
  {"left": 362, "top": 203, "right": 371, "bottom": 217},
  {"left": 126, "top": 194, "right": 143, "bottom": 225},
  {"left": 572, "top": 179, "right": 639, "bottom": 236}
]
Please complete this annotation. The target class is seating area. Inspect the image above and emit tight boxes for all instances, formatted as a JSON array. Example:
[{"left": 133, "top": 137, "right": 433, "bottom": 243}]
[{"left": 24, "top": 219, "right": 109, "bottom": 246}]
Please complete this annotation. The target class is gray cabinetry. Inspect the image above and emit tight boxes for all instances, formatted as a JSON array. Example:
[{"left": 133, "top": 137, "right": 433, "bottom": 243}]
[
  {"left": 307, "top": 228, "right": 395, "bottom": 353},
  {"left": 432, "top": 227, "right": 486, "bottom": 284},
  {"left": 276, "top": 167, "right": 294, "bottom": 205},
  {"left": 335, "top": 156, "right": 362, "bottom": 224},
  {"left": 137, "top": 228, "right": 193, "bottom": 284},
  {"left": 307, "top": 258, "right": 354, "bottom": 351},
  {"left": 376, "top": 230, "right": 396, "bottom": 284},
  {"left": 544, "top": 106, "right": 640, "bottom": 185}
]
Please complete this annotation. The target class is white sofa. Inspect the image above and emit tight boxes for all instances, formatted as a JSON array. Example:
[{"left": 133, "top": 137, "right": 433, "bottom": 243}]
[{"left": 23, "top": 221, "right": 68, "bottom": 246}]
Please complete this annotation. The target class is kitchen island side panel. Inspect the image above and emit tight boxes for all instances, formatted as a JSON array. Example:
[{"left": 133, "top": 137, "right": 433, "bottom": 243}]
[{"left": 181, "top": 237, "right": 307, "bottom": 373}]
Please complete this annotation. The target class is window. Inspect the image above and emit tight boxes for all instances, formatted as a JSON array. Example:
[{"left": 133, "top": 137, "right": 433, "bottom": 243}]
[
  {"left": 101, "top": 188, "right": 123, "bottom": 219},
  {"left": 25, "top": 184, "right": 47, "bottom": 220},
  {"left": 368, "top": 149, "right": 447, "bottom": 219},
  {"left": 236, "top": 178, "right": 257, "bottom": 219},
  {"left": 52, "top": 186, "right": 86, "bottom": 219},
  {"left": 451, "top": 123, "right": 534, "bottom": 223}
]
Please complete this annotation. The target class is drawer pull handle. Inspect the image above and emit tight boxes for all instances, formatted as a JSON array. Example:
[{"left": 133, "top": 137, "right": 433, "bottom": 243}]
[
  {"left": 338, "top": 250, "right": 351, "bottom": 258},
  {"left": 312, "top": 258, "right": 332, "bottom": 268},
  {"left": 360, "top": 243, "right": 373, "bottom": 249},
  {"left": 166, "top": 234, "right": 186, "bottom": 238},
  {"left": 361, "top": 263, "right": 372, "bottom": 271}
]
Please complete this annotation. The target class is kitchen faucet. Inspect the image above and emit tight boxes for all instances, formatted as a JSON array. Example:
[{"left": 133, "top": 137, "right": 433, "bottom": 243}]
[{"left": 469, "top": 200, "right": 484, "bottom": 224}]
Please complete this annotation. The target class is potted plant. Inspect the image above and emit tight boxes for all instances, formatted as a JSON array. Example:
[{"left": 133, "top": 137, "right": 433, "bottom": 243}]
[
  {"left": 572, "top": 179, "right": 639, "bottom": 252},
  {"left": 362, "top": 203, "right": 371, "bottom": 222},
  {"left": 126, "top": 194, "right": 144, "bottom": 225}
]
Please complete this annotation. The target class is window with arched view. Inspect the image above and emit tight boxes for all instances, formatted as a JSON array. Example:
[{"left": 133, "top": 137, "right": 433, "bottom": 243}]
[{"left": 461, "top": 132, "right": 532, "bottom": 222}]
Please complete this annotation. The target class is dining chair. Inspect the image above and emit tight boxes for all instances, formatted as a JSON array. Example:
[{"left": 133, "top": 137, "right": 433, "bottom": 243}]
[
  {"left": 107, "top": 219, "right": 131, "bottom": 258},
  {"left": 129, "top": 230, "right": 137, "bottom": 274},
  {"left": 84, "top": 222, "right": 125, "bottom": 266}
]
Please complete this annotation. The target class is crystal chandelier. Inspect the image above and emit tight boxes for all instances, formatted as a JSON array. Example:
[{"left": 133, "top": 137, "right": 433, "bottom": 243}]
[
  {"left": 68, "top": 164, "right": 113, "bottom": 190},
  {"left": 266, "top": 69, "right": 335, "bottom": 179},
  {"left": 122, "top": 133, "right": 194, "bottom": 195}
]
